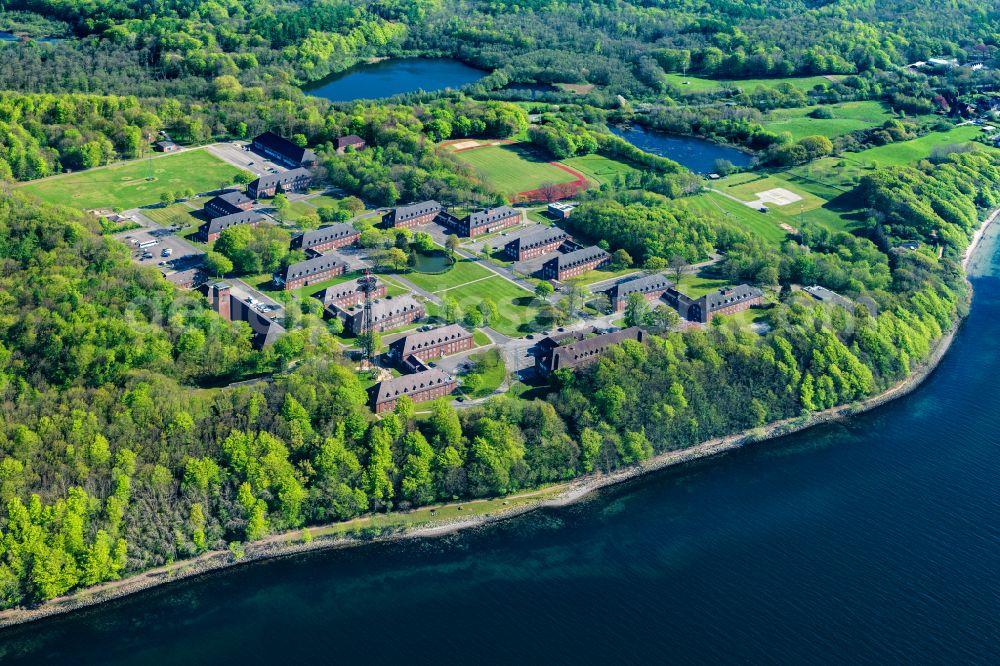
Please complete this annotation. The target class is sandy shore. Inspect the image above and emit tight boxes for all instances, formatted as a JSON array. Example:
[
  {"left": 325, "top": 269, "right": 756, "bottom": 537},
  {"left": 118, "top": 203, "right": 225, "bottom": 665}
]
[{"left": 1, "top": 209, "right": 996, "bottom": 630}]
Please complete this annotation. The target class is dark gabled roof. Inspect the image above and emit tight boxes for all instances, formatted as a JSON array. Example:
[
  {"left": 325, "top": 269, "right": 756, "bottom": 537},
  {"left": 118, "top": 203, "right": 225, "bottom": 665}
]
[
  {"left": 388, "top": 201, "right": 442, "bottom": 223},
  {"left": 200, "top": 210, "right": 263, "bottom": 236},
  {"left": 252, "top": 131, "right": 316, "bottom": 164},
  {"left": 607, "top": 274, "right": 673, "bottom": 300},
  {"left": 508, "top": 226, "right": 568, "bottom": 251},
  {"left": 338, "top": 295, "right": 423, "bottom": 324},
  {"left": 156, "top": 140, "right": 178, "bottom": 148},
  {"left": 551, "top": 327, "right": 645, "bottom": 369},
  {"left": 335, "top": 135, "right": 365, "bottom": 148},
  {"left": 204, "top": 190, "right": 251, "bottom": 218},
  {"left": 371, "top": 368, "right": 456, "bottom": 405},
  {"left": 294, "top": 223, "right": 359, "bottom": 250},
  {"left": 467, "top": 206, "right": 520, "bottom": 229},
  {"left": 392, "top": 324, "right": 471, "bottom": 357},
  {"left": 279, "top": 254, "right": 342, "bottom": 282},
  {"left": 703, "top": 284, "right": 763, "bottom": 312},
  {"left": 546, "top": 246, "right": 610, "bottom": 270},
  {"left": 251, "top": 167, "right": 312, "bottom": 192},
  {"left": 314, "top": 279, "right": 385, "bottom": 304}
]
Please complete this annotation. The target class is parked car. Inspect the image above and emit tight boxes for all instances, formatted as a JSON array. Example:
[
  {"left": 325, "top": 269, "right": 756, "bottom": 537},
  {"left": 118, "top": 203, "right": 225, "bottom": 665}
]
[{"left": 161, "top": 248, "right": 173, "bottom": 257}]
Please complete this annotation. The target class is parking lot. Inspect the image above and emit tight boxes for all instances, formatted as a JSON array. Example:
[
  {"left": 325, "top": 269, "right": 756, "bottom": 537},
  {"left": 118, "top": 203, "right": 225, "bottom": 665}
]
[
  {"left": 207, "top": 142, "right": 288, "bottom": 178},
  {"left": 115, "top": 218, "right": 205, "bottom": 275}
]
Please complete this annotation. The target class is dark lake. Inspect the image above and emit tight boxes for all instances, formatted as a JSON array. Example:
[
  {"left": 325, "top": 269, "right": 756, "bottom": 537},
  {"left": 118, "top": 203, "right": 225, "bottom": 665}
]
[
  {"left": 303, "top": 58, "right": 487, "bottom": 102},
  {"left": 4, "top": 230, "right": 1000, "bottom": 663},
  {"left": 612, "top": 124, "right": 755, "bottom": 173}
]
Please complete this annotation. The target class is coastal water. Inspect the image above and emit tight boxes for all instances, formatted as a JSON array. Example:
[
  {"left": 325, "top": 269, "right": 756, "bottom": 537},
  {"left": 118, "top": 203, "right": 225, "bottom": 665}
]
[
  {"left": 612, "top": 125, "right": 755, "bottom": 173},
  {"left": 4, "top": 234, "right": 1000, "bottom": 662},
  {"left": 303, "top": 58, "right": 486, "bottom": 102}
]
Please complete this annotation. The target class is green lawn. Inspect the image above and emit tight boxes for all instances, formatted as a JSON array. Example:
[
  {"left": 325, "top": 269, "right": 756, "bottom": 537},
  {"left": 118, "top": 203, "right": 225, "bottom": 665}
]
[
  {"left": 304, "top": 194, "right": 344, "bottom": 209},
  {"left": 461, "top": 349, "right": 507, "bottom": 399},
  {"left": 762, "top": 101, "right": 895, "bottom": 141},
  {"left": 685, "top": 191, "right": 789, "bottom": 246},
  {"left": 405, "top": 260, "right": 494, "bottom": 293},
  {"left": 851, "top": 125, "right": 987, "bottom": 167},
  {"left": 566, "top": 267, "right": 639, "bottom": 287},
  {"left": 710, "top": 171, "right": 857, "bottom": 234},
  {"left": 472, "top": 329, "right": 492, "bottom": 346},
  {"left": 559, "top": 154, "right": 639, "bottom": 186},
  {"left": 17, "top": 149, "right": 244, "bottom": 210},
  {"left": 675, "top": 274, "right": 731, "bottom": 297},
  {"left": 451, "top": 143, "right": 577, "bottom": 195},
  {"left": 143, "top": 202, "right": 202, "bottom": 229},
  {"left": 664, "top": 73, "right": 840, "bottom": 94}
]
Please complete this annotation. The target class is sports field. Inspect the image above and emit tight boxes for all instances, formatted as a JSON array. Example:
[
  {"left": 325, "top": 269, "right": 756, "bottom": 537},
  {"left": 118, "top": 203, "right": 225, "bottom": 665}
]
[
  {"left": 710, "top": 172, "right": 856, "bottom": 234},
  {"left": 560, "top": 154, "right": 639, "bottom": 186},
  {"left": 17, "top": 149, "right": 244, "bottom": 210},
  {"left": 685, "top": 192, "right": 790, "bottom": 246},
  {"left": 452, "top": 144, "right": 578, "bottom": 195},
  {"left": 762, "top": 101, "right": 896, "bottom": 140}
]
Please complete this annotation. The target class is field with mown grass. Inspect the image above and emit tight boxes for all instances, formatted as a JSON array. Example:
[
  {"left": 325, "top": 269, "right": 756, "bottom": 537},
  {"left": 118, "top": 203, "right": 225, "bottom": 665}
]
[
  {"left": 451, "top": 143, "right": 578, "bottom": 195},
  {"left": 17, "top": 149, "right": 243, "bottom": 210}
]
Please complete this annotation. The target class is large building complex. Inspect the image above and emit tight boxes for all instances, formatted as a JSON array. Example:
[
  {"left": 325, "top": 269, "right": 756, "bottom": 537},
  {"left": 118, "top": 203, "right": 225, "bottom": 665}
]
[
  {"left": 273, "top": 254, "right": 344, "bottom": 290},
  {"left": 536, "top": 327, "right": 645, "bottom": 373},
  {"left": 381, "top": 201, "right": 443, "bottom": 229},
  {"left": 251, "top": 131, "right": 317, "bottom": 167},
  {"left": 369, "top": 368, "right": 457, "bottom": 414},
  {"left": 605, "top": 274, "right": 673, "bottom": 312},
  {"left": 541, "top": 246, "right": 610, "bottom": 281},
  {"left": 247, "top": 168, "right": 312, "bottom": 199},
  {"left": 504, "top": 227, "right": 569, "bottom": 261},
  {"left": 291, "top": 223, "right": 360, "bottom": 253}
]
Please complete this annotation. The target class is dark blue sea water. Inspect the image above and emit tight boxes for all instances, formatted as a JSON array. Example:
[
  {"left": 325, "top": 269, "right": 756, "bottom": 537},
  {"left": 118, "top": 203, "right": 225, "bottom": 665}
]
[
  {"left": 303, "top": 58, "right": 486, "bottom": 102},
  {"left": 3, "top": 234, "right": 1000, "bottom": 664},
  {"left": 612, "top": 125, "right": 755, "bottom": 173}
]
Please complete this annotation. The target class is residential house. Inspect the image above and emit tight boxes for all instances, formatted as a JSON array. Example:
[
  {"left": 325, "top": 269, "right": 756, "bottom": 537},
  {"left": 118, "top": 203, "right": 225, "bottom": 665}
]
[
  {"left": 334, "top": 135, "right": 366, "bottom": 153},
  {"left": 540, "top": 246, "right": 610, "bottom": 281}
]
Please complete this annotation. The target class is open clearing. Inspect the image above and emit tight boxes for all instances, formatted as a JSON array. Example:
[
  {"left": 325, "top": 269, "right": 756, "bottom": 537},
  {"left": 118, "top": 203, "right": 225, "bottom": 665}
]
[
  {"left": 761, "top": 101, "right": 897, "bottom": 140},
  {"left": 664, "top": 73, "right": 841, "bottom": 94},
  {"left": 451, "top": 143, "right": 578, "bottom": 195},
  {"left": 712, "top": 172, "right": 856, "bottom": 234},
  {"left": 17, "top": 149, "right": 244, "bottom": 210},
  {"left": 559, "top": 154, "right": 639, "bottom": 186},
  {"left": 685, "top": 192, "right": 790, "bottom": 246},
  {"left": 405, "top": 260, "right": 493, "bottom": 293}
]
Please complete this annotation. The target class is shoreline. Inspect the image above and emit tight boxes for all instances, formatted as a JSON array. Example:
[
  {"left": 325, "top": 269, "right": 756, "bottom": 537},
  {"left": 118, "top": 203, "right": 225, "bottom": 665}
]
[{"left": 1, "top": 208, "right": 996, "bottom": 630}]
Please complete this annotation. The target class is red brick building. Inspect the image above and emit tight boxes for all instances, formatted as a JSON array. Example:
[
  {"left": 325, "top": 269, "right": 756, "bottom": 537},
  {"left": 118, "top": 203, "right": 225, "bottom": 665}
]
[
  {"left": 247, "top": 168, "right": 312, "bottom": 199},
  {"left": 334, "top": 295, "right": 425, "bottom": 335},
  {"left": 369, "top": 368, "right": 457, "bottom": 414},
  {"left": 204, "top": 190, "right": 253, "bottom": 218},
  {"left": 536, "top": 327, "right": 645, "bottom": 373},
  {"left": 504, "top": 226, "right": 569, "bottom": 261},
  {"left": 665, "top": 284, "right": 764, "bottom": 323},
  {"left": 438, "top": 206, "right": 522, "bottom": 238},
  {"left": 251, "top": 131, "right": 317, "bottom": 167},
  {"left": 381, "top": 201, "right": 442, "bottom": 229},
  {"left": 291, "top": 223, "right": 360, "bottom": 253},
  {"left": 541, "top": 246, "right": 610, "bottom": 281},
  {"left": 273, "top": 254, "right": 344, "bottom": 290},
  {"left": 605, "top": 274, "right": 673, "bottom": 312},
  {"left": 198, "top": 210, "right": 263, "bottom": 243},
  {"left": 335, "top": 135, "right": 366, "bottom": 153},
  {"left": 313, "top": 280, "right": 387, "bottom": 310},
  {"left": 389, "top": 324, "right": 473, "bottom": 364},
  {"left": 202, "top": 282, "right": 285, "bottom": 349}
]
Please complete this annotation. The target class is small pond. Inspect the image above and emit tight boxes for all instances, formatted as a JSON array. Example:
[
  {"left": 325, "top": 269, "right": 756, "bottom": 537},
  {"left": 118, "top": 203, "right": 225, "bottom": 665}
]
[
  {"left": 412, "top": 250, "right": 452, "bottom": 274},
  {"left": 303, "top": 58, "right": 487, "bottom": 102},
  {"left": 611, "top": 124, "right": 755, "bottom": 173}
]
